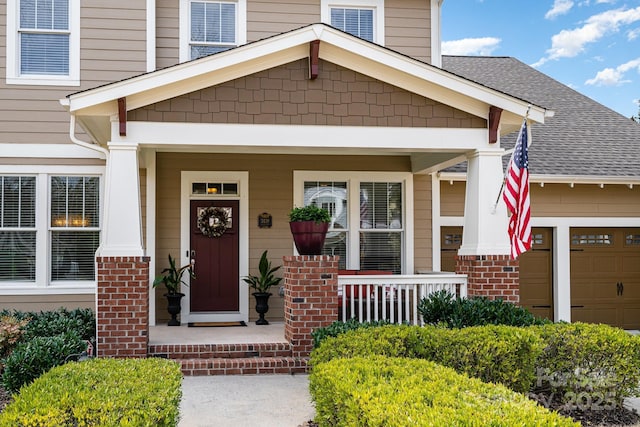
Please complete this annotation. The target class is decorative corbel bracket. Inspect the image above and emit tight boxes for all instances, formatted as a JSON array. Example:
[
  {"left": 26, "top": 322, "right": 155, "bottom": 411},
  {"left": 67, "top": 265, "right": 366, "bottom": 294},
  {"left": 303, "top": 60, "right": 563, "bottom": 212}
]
[
  {"left": 118, "top": 97, "right": 127, "bottom": 137},
  {"left": 488, "top": 105, "right": 502, "bottom": 144},
  {"left": 309, "top": 40, "right": 320, "bottom": 80}
]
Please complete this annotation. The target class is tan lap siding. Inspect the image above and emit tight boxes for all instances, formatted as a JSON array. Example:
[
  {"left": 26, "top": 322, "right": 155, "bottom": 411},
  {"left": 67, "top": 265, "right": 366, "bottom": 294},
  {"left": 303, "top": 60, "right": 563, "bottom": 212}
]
[
  {"left": 155, "top": 153, "right": 413, "bottom": 322},
  {"left": 385, "top": 0, "right": 431, "bottom": 62},
  {"left": 0, "top": 294, "right": 95, "bottom": 312},
  {"left": 156, "top": 0, "right": 179, "bottom": 69},
  {"left": 248, "top": 0, "right": 319, "bottom": 42},
  {"left": 414, "top": 174, "right": 433, "bottom": 272},
  {"left": 0, "top": 1, "right": 146, "bottom": 146},
  {"left": 440, "top": 182, "right": 640, "bottom": 217}
]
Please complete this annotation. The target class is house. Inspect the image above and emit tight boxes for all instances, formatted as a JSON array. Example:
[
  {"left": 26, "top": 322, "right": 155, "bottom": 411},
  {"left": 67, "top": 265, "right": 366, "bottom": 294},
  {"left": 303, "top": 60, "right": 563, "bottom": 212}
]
[{"left": 1, "top": 1, "right": 638, "bottom": 358}]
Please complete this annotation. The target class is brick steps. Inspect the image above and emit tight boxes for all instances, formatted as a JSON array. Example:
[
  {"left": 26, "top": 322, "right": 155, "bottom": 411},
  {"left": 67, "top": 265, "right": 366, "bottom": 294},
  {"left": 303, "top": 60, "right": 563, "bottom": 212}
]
[
  {"left": 179, "top": 356, "right": 309, "bottom": 376},
  {"left": 148, "top": 342, "right": 309, "bottom": 376}
]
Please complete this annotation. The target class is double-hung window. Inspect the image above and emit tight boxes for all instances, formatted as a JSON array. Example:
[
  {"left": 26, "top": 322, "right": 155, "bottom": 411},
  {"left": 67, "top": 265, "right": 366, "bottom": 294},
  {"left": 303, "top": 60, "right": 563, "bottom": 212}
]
[
  {"left": 295, "top": 172, "right": 412, "bottom": 274},
  {"left": 180, "top": 0, "right": 247, "bottom": 62},
  {"left": 321, "top": 0, "right": 384, "bottom": 44},
  {"left": 0, "top": 177, "right": 37, "bottom": 282},
  {"left": 0, "top": 172, "right": 101, "bottom": 290},
  {"left": 50, "top": 177, "right": 100, "bottom": 282},
  {"left": 6, "top": 0, "right": 80, "bottom": 85}
]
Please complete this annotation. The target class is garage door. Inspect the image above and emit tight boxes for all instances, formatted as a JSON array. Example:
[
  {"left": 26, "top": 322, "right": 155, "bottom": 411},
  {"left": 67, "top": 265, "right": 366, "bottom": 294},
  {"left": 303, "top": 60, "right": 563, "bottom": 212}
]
[
  {"left": 440, "top": 227, "right": 553, "bottom": 320},
  {"left": 570, "top": 228, "right": 640, "bottom": 329}
]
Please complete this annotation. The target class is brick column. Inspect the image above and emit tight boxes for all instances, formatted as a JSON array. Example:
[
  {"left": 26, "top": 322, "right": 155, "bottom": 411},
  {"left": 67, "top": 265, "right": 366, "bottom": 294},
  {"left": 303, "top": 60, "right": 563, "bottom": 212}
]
[
  {"left": 456, "top": 255, "right": 520, "bottom": 303},
  {"left": 96, "top": 256, "right": 149, "bottom": 358},
  {"left": 283, "top": 255, "right": 339, "bottom": 358}
]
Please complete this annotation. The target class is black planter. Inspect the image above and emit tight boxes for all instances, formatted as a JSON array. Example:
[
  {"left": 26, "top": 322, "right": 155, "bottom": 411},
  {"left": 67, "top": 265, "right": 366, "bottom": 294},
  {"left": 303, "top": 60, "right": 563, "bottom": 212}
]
[
  {"left": 289, "top": 221, "right": 329, "bottom": 255},
  {"left": 252, "top": 292, "right": 272, "bottom": 325},
  {"left": 165, "top": 293, "right": 185, "bottom": 326}
]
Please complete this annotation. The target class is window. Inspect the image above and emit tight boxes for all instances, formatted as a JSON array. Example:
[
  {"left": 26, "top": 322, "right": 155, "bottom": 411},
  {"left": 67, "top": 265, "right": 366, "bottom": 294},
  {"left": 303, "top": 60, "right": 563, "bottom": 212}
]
[
  {"left": 0, "top": 171, "right": 101, "bottom": 290},
  {"left": 6, "top": 0, "right": 80, "bottom": 85},
  {"left": 295, "top": 172, "right": 412, "bottom": 274},
  {"left": 321, "top": 0, "right": 384, "bottom": 44},
  {"left": 50, "top": 177, "right": 100, "bottom": 281},
  {"left": 0, "top": 177, "right": 36, "bottom": 282},
  {"left": 180, "top": 0, "right": 247, "bottom": 62},
  {"left": 331, "top": 8, "right": 374, "bottom": 42}
]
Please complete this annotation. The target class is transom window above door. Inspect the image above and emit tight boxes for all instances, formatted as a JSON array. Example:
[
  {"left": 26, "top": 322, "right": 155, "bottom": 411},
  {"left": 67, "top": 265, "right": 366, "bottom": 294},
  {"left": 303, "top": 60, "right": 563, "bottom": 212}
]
[
  {"left": 179, "top": 0, "right": 247, "bottom": 62},
  {"left": 321, "top": 0, "right": 384, "bottom": 44}
]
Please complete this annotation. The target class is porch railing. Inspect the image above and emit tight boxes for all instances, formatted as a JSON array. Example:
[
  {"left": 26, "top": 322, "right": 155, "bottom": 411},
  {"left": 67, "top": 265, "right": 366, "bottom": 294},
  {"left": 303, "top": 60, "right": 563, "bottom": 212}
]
[{"left": 337, "top": 273, "right": 468, "bottom": 325}]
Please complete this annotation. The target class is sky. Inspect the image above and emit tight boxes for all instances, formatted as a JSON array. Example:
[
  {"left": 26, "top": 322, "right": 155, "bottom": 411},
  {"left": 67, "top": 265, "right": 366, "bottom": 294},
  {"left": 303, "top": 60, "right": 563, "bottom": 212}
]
[{"left": 441, "top": 0, "right": 640, "bottom": 119}]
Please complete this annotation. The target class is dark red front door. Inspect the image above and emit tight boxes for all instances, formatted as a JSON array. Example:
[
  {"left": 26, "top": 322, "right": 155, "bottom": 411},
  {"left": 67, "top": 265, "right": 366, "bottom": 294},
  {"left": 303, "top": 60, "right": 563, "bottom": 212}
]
[{"left": 190, "top": 200, "right": 239, "bottom": 312}]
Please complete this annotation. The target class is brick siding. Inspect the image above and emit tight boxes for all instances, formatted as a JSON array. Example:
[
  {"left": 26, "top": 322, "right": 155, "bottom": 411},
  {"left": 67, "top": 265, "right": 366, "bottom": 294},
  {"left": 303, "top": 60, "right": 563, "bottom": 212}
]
[
  {"left": 455, "top": 255, "right": 520, "bottom": 303},
  {"left": 283, "top": 255, "right": 339, "bottom": 358},
  {"left": 96, "top": 256, "right": 150, "bottom": 358}
]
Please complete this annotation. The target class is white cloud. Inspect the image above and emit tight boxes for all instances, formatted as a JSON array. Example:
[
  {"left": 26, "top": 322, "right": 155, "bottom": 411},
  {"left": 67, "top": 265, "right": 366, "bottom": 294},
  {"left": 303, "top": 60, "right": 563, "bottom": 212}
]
[
  {"left": 546, "top": 0, "right": 574, "bottom": 20},
  {"left": 533, "top": 6, "right": 640, "bottom": 67},
  {"left": 441, "top": 37, "right": 501, "bottom": 55},
  {"left": 585, "top": 57, "right": 640, "bottom": 85},
  {"left": 628, "top": 28, "right": 640, "bottom": 40}
]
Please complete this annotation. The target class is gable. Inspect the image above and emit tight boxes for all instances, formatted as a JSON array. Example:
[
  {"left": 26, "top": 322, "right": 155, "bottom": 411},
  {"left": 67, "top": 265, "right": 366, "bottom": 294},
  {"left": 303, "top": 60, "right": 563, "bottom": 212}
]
[{"left": 129, "top": 59, "right": 486, "bottom": 129}]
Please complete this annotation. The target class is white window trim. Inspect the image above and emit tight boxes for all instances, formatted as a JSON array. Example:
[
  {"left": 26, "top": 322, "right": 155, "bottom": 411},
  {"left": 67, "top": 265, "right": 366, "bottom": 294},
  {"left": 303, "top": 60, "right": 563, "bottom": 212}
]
[
  {"left": 179, "top": 0, "right": 247, "bottom": 63},
  {"left": 321, "top": 0, "right": 385, "bottom": 45},
  {"left": 5, "top": 0, "right": 81, "bottom": 86},
  {"left": 0, "top": 165, "right": 104, "bottom": 295},
  {"left": 294, "top": 171, "right": 413, "bottom": 274}
]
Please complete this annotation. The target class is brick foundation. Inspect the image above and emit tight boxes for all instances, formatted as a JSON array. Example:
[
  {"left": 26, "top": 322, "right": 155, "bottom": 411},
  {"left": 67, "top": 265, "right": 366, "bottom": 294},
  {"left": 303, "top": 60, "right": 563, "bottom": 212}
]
[
  {"left": 283, "top": 255, "right": 339, "bottom": 358},
  {"left": 455, "top": 255, "right": 520, "bottom": 303},
  {"left": 96, "top": 256, "right": 149, "bottom": 358}
]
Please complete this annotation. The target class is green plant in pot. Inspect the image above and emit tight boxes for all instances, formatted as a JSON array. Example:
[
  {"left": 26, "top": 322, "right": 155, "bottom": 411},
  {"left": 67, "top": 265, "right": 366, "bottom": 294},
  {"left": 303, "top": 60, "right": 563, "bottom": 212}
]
[
  {"left": 242, "top": 250, "right": 283, "bottom": 325},
  {"left": 288, "top": 205, "right": 331, "bottom": 255},
  {"left": 153, "top": 254, "right": 195, "bottom": 326}
]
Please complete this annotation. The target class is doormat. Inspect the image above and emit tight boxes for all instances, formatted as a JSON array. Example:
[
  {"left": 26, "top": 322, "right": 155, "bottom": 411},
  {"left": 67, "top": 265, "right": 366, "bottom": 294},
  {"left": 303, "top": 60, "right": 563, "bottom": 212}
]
[{"left": 187, "top": 321, "right": 247, "bottom": 327}]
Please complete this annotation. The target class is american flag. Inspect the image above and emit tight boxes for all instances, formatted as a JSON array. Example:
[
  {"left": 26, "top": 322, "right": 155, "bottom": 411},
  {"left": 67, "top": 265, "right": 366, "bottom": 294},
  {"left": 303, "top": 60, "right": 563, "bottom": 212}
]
[{"left": 503, "top": 121, "right": 531, "bottom": 259}]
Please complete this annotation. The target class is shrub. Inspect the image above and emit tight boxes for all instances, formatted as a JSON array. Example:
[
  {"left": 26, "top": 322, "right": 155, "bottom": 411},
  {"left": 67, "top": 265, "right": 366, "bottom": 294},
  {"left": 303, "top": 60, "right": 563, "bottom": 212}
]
[
  {"left": 418, "top": 290, "right": 550, "bottom": 328},
  {"left": 312, "top": 318, "right": 391, "bottom": 348},
  {"left": 0, "top": 358, "right": 182, "bottom": 427},
  {"left": 19, "top": 308, "right": 95, "bottom": 342},
  {"left": 311, "top": 324, "right": 543, "bottom": 393},
  {"left": 310, "top": 356, "right": 578, "bottom": 427},
  {"left": 1, "top": 331, "right": 87, "bottom": 393},
  {"left": 0, "top": 316, "right": 29, "bottom": 365},
  {"left": 532, "top": 322, "right": 640, "bottom": 406}
]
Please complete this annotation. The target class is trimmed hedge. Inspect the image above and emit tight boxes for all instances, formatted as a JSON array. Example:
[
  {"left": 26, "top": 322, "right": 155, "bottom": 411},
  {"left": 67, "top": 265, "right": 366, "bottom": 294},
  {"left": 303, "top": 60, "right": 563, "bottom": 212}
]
[
  {"left": 311, "top": 318, "right": 391, "bottom": 348},
  {"left": 1, "top": 331, "right": 88, "bottom": 393},
  {"left": 0, "top": 358, "right": 182, "bottom": 427},
  {"left": 310, "top": 356, "right": 578, "bottom": 427},
  {"left": 418, "top": 290, "right": 550, "bottom": 328},
  {"left": 532, "top": 322, "right": 640, "bottom": 405},
  {"left": 311, "top": 324, "right": 543, "bottom": 393}
]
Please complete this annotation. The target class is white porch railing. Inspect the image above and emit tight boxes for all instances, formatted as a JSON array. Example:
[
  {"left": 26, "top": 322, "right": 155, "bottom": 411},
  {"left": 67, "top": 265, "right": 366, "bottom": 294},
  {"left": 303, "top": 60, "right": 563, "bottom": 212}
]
[{"left": 337, "top": 273, "right": 468, "bottom": 325}]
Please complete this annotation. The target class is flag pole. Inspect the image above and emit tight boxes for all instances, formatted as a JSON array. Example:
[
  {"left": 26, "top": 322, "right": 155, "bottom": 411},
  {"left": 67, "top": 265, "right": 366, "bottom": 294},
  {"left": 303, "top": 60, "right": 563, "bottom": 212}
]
[{"left": 491, "top": 105, "right": 530, "bottom": 214}]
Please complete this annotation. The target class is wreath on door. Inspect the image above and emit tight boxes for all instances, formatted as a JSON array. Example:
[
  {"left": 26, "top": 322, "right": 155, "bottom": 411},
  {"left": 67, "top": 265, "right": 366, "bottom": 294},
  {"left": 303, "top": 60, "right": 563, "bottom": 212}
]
[{"left": 197, "top": 207, "right": 229, "bottom": 237}]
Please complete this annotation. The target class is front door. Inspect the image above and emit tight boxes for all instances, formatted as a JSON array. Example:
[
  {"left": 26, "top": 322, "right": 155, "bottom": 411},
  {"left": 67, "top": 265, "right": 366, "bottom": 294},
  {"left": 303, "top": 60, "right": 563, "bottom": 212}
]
[{"left": 190, "top": 200, "right": 239, "bottom": 312}]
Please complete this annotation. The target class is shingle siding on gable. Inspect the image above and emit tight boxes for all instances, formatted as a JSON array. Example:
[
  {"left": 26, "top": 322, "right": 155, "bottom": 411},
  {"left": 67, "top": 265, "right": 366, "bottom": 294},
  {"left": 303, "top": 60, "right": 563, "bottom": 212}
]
[{"left": 129, "top": 59, "right": 485, "bottom": 128}]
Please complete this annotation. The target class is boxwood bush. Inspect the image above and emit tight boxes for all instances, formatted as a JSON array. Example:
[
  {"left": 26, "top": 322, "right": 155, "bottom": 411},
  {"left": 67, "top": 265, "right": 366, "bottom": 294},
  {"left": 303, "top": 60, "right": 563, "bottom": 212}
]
[
  {"left": 532, "top": 322, "right": 640, "bottom": 406},
  {"left": 1, "top": 331, "right": 88, "bottom": 393},
  {"left": 0, "top": 358, "right": 182, "bottom": 427},
  {"left": 310, "top": 356, "right": 578, "bottom": 427},
  {"left": 418, "top": 290, "right": 550, "bottom": 328},
  {"left": 311, "top": 324, "right": 543, "bottom": 393},
  {"left": 312, "top": 318, "right": 391, "bottom": 348}
]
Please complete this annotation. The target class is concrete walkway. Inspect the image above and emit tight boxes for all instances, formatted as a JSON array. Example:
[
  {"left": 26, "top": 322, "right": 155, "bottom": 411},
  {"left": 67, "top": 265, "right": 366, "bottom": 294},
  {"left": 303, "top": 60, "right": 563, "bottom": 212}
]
[{"left": 179, "top": 374, "right": 315, "bottom": 427}]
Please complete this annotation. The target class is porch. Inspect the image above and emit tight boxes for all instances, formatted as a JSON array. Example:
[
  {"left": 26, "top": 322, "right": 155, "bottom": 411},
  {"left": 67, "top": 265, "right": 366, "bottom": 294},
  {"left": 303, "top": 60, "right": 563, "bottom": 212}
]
[{"left": 146, "top": 268, "right": 468, "bottom": 375}]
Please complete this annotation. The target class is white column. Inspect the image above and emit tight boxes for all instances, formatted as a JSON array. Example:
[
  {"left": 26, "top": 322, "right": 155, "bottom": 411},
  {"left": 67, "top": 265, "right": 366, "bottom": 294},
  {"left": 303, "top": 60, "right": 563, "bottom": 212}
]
[
  {"left": 98, "top": 142, "right": 144, "bottom": 257},
  {"left": 554, "top": 225, "right": 572, "bottom": 322},
  {"left": 458, "top": 149, "right": 511, "bottom": 256}
]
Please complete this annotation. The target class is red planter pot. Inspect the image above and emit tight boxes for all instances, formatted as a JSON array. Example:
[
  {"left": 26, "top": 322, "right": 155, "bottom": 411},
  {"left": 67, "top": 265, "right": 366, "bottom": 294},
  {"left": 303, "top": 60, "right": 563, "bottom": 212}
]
[{"left": 289, "top": 221, "right": 329, "bottom": 255}]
